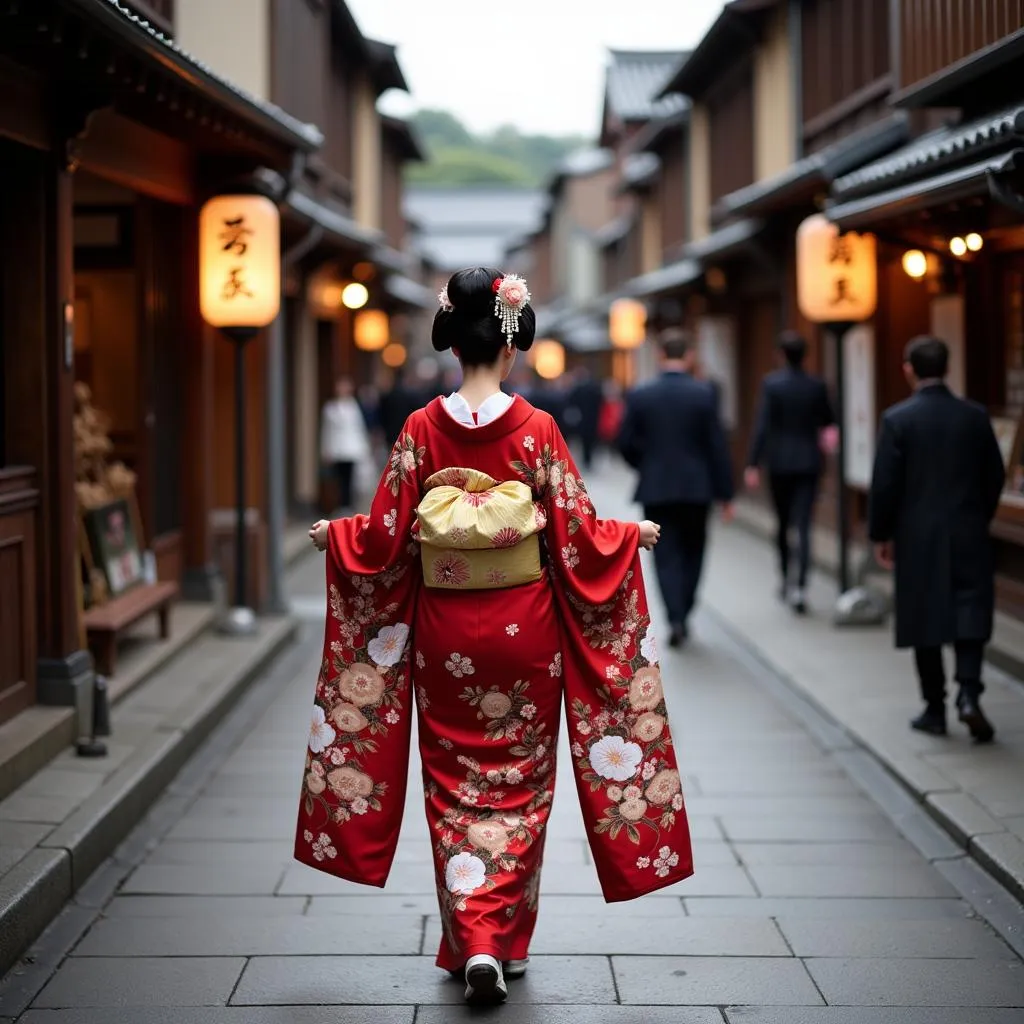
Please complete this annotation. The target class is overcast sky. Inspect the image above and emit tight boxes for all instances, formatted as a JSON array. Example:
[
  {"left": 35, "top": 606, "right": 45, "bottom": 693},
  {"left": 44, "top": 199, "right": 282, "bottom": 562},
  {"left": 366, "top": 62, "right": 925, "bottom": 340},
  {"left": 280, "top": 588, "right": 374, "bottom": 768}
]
[{"left": 346, "top": 0, "right": 727, "bottom": 137}]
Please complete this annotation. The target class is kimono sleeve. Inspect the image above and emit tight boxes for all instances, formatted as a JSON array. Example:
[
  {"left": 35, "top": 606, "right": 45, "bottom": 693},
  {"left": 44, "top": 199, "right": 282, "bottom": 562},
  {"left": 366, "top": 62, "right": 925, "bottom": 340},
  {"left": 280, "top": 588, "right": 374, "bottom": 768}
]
[
  {"left": 294, "top": 421, "right": 426, "bottom": 887},
  {"left": 529, "top": 419, "right": 694, "bottom": 902}
]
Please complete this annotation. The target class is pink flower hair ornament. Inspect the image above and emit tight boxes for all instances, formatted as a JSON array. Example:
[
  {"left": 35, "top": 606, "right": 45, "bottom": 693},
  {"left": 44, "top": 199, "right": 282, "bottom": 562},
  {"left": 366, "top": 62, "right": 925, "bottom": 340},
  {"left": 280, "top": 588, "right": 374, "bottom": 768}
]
[
  {"left": 437, "top": 285, "right": 453, "bottom": 312},
  {"left": 493, "top": 273, "right": 531, "bottom": 347}
]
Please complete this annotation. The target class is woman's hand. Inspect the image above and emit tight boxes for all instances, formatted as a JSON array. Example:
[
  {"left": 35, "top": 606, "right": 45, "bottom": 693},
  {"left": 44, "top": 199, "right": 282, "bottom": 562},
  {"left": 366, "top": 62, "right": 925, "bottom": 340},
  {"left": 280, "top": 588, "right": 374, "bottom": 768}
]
[
  {"left": 638, "top": 520, "right": 660, "bottom": 551},
  {"left": 309, "top": 519, "right": 330, "bottom": 552}
]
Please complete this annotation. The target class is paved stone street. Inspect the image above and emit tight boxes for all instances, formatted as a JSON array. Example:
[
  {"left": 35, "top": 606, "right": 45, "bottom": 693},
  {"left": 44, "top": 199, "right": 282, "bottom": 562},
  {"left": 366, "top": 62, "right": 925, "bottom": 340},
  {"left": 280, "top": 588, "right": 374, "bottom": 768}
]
[{"left": 2, "top": 459, "right": 1024, "bottom": 1022}]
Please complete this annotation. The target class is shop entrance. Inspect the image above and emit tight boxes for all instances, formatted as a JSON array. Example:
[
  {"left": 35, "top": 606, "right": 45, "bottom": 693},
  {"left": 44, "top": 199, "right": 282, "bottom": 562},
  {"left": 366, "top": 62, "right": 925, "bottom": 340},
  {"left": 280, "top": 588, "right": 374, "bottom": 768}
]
[{"left": 72, "top": 173, "right": 185, "bottom": 608}]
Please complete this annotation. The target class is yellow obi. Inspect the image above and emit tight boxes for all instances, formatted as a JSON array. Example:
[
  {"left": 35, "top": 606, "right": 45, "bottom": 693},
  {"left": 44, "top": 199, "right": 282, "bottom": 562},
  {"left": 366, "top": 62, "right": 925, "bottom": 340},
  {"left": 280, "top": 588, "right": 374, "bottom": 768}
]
[{"left": 416, "top": 468, "right": 547, "bottom": 590}]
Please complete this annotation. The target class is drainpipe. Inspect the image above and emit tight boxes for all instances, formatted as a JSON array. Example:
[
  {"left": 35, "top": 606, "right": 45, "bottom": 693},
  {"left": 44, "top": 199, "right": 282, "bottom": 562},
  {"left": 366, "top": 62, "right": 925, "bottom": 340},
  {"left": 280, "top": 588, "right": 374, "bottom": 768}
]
[{"left": 265, "top": 155, "right": 323, "bottom": 615}]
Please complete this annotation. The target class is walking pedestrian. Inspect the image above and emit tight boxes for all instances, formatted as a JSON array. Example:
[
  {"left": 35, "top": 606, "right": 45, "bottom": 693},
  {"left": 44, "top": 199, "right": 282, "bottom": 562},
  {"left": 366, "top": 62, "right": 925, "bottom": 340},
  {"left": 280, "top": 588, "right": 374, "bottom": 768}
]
[
  {"left": 869, "top": 336, "right": 1005, "bottom": 742},
  {"left": 617, "top": 328, "right": 734, "bottom": 648},
  {"left": 744, "top": 331, "right": 836, "bottom": 613},
  {"left": 319, "top": 376, "right": 370, "bottom": 514},
  {"left": 567, "top": 367, "right": 604, "bottom": 470},
  {"left": 379, "top": 367, "right": 425, "bottom": 449},
  {"left": 302, "top": 267, "right": 692, "bottom": 1006}
]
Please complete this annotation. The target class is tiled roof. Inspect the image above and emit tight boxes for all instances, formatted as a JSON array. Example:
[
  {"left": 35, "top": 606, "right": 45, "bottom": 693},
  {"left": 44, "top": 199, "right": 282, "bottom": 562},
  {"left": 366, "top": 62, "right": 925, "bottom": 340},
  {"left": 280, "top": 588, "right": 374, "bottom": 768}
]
[
  {"left": 606, "top": 50, "right": 689, "bottom": 123},
  {"left": 833, "top": 103, "right": 1024, "bottom": 199},
  {"left": 712, "top": 114, "right": 908, "bottom": 221},
  {"left": 620, "top": 152, "right": 661, "bottom": 192},
  {"left": 87, "top": 0, "right": 323, "bottom": 149},
  {"left": 626, "top": 258, "right": 701, "bottom": 299},
  {"left": 546, "top": 148, "right": 614, "bottom": 197}
]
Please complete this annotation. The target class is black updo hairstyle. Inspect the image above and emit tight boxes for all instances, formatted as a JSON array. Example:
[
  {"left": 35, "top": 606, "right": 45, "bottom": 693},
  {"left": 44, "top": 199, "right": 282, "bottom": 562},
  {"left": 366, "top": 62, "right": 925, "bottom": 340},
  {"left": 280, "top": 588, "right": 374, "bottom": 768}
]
[{"left": 432, "top": 266, "right": 536, "bottom": 367}]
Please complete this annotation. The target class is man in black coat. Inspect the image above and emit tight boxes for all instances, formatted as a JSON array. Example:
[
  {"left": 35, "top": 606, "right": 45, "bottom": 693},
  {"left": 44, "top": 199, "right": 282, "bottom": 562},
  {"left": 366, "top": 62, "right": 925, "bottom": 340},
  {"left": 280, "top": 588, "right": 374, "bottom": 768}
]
[
  {"left": 617, "top": 328, "right": 734, "bottom": 647},
  {"left": 869, "top": 336, "right": 1005, "bottom": 742},
  {"left": 745, "top": 331, "right": 836, "bottom": 613},
  {"left": 567, "top": 367, "right": 604, "bottom": 470}
]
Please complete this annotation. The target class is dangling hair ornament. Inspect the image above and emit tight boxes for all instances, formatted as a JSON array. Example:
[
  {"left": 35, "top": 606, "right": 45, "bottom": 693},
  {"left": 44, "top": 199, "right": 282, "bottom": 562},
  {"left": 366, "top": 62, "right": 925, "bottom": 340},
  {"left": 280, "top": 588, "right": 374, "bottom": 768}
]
[
  {"left": 437, "top": 285, "right": 453, "bottom": 312},
  {"left": 492, "top": 274, "right": 531, "bottom": 348}
]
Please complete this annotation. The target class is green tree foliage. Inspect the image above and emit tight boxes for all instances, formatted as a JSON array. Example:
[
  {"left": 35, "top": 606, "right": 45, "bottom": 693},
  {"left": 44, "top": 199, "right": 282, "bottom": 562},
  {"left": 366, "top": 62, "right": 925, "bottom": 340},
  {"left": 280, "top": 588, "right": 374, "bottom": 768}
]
[{"left": 409, "top": 109, "right": 588, "bottom": 187}]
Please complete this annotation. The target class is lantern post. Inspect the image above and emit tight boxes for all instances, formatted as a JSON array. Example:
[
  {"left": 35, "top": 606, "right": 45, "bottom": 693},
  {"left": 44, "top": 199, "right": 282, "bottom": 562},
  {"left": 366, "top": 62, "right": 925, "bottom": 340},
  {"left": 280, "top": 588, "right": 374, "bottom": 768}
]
[
  {"left": 199, "top": 194, "right": 281, "bottom": 635},
  {"left": 795, "top": 214, "right": 877, "bottom": 599}
]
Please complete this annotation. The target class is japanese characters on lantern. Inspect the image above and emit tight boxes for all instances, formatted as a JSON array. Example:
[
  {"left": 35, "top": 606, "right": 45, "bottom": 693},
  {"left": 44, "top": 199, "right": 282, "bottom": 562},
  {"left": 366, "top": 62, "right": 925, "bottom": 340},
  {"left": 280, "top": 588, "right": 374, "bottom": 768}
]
[
  {"left": 199, "top": 195, "right": 281, "bottom": 329},
  {"left": 796, "top": 214, "right": 877, "bottom": 324}
]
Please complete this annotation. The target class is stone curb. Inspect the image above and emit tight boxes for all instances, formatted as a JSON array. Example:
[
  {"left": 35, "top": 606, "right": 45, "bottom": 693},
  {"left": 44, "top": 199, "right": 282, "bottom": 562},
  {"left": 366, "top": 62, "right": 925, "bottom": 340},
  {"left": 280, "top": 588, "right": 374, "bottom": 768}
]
[
  {"left": 0, "top": 616, "right": 297, "bottom": 975},
  {"left": 706, "top": 604, "right": 1024, "bottom": 907}
]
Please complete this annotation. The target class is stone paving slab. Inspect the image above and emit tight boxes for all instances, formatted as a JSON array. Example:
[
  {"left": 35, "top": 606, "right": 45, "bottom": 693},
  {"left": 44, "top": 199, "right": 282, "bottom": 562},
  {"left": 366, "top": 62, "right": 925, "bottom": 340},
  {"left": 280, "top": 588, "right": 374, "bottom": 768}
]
[
  {"left": 681, "top": 896, "right": 976, "bottom": 918},
  {"left": 230, "top": 955, "right": 617, "bottom": 1005},
  {"left": 74, "top": 914, "right": 423, "bottom": 957},
  {"left": 120, "top": 862, "right": 288, "bottom": 896},
  {"left": 774, "top": 916, "right": 1016, "bottom": 958},
  {"left": 742, "top": 862, "right": 957, "bottom": 898},
  {"left": 20, "top": 1011, "right": 416, "bottom": 1024},
  {"left": 725, "top": 1008, "right": 1024, "bottom": 1023},
  {"left": 34, "top": 957, "right": 247, "bottom": 1008},
  {"left": 804, "top": 956, "right": 1024, "bottom": 1006},
  {"left": 423, "top": 914, "right": 788, "bottom": 957},
  {"left": 717, "top": 814, "right": 898, "bottom": 843},
  {"left": 102, "top": 896, "right": 308, "bottom": 918},
  {"left": 611, "top": 955, "right": 823, "bottom": 1006},
  {"left": 731, "top": 841, "right": 920, "bottom": 865},
  {"left": 417, "top": 1009, "right": 724, "bottom": 1024}
]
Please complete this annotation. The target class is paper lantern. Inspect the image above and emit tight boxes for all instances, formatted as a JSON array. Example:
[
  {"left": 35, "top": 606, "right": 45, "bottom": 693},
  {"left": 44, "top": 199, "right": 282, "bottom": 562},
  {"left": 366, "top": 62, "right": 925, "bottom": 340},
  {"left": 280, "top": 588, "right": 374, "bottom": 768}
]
[
  {"left": 354, "top": 310, "right": 389, "bottom": 351},
  {"left": 199, "top": 195, "right": 280, "bottom": 329},
  {"left": 531, "top": 339, "right": 565, "bottom": 380},
  {"left": 342, "top": 282, "right": 369, "bottom": 309},
  {"left": 382, "top": 342, "right": 407, "bottom": 368},
  {"left": 797, "top": 214, "right": 877, "bottom": 324},
  {"left": 609, "top": 298, "right": 647, "bottom": 349},
  {"left": 902, "top": 250, "right": 928, "bottom": 280}
]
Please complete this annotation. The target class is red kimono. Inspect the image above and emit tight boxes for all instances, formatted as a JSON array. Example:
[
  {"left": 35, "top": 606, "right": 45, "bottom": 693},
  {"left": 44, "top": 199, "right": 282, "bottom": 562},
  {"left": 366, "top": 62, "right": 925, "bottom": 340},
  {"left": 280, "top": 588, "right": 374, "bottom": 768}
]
[{"left": 295, "top": 395, "right": 693, "bottom": 970}]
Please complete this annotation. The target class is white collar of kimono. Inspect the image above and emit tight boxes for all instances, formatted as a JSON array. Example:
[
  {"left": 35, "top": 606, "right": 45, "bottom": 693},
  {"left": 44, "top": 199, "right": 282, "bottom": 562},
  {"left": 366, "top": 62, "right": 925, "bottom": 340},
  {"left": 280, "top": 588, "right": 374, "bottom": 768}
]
[{"left": 442, "top": 391, "right": 514, "bottom": 428}]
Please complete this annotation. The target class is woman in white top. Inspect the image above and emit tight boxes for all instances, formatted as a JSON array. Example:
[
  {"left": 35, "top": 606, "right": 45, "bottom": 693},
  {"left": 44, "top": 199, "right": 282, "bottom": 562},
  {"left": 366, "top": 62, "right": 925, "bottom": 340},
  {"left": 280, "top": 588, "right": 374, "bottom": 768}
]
[{"left": 320, "top": 376, "right": 370, "bottom": 513}]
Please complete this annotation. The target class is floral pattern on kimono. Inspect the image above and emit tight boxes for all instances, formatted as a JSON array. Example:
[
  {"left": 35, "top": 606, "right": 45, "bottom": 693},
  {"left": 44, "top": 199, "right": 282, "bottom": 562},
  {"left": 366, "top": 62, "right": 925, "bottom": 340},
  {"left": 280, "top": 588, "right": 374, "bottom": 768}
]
[{"left": 295, "top": 394, "right": 693, "bottom": 917}]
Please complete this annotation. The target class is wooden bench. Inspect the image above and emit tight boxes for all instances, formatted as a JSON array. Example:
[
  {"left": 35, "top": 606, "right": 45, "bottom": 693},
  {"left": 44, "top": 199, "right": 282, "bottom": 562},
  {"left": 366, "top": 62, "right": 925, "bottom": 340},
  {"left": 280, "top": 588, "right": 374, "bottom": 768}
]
[{"left": 84, "top": 580, "right": 179, "bottom": 677}]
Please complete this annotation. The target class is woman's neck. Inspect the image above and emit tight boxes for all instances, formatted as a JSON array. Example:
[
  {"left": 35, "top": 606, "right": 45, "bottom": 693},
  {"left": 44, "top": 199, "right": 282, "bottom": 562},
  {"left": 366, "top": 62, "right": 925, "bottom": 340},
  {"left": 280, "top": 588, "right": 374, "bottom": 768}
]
[{"left": 457, "top": 365, "right": 504, "bottom": 412}]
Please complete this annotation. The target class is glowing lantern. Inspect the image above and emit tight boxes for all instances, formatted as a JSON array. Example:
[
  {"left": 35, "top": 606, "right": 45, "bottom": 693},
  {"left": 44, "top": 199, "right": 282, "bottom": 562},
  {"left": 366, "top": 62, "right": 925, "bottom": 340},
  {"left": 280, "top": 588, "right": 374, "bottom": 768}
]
[
  {"left": 382, "top": 342, "right": 407, "bottom": 368},
  {"left": 199, "top": 194, "right": 280, "bottom": 329},
  {"left": 797, "top": 214, "right": 877, "bottom": 324},
  {"left": 354, "top": 310, "right": 389, "bottom": 351},
  {"left": 609, "top": 298, "right": 647, "bottom": 349},
  {"left": 902, "top": 250, "right": 928, "bottom": 280},
  {"left": 342, "top": 282, "right": 369, "bottom": 309},
  {"left": 531, "top": 339, "right": 565, "bottom": 380}
]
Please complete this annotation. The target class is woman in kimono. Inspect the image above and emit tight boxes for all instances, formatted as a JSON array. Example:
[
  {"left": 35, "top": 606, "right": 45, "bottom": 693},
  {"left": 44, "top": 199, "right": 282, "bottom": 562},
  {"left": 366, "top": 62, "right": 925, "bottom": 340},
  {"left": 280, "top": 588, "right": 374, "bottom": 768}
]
[{"left": 300, "top": 267, "right": 694, "bottom": 1006}]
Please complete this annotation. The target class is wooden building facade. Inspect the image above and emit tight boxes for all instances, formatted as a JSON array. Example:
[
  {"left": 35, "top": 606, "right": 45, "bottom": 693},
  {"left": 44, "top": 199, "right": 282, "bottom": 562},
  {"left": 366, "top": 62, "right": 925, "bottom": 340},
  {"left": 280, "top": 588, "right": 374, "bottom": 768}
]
[
  {"left": 619, "top": 0, "right": 1024, "bottom": 619},
  {"left": 0, "top": 0, "right": 320, "bottom": 726}
]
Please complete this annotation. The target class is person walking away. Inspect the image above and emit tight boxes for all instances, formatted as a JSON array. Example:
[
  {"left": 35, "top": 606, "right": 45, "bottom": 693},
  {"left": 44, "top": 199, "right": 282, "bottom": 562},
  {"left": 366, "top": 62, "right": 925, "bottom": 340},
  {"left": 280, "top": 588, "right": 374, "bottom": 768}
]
[
  {"left": 302, "top": 267, "right": 691, "bottom": 1006},
  {"left": 869, "top": 336, "right": 1004, "bottom": 742},
  {"left": 568, "top": 367, "right": 604, "bottom": 470},
  {"left": 744, "top": 331, "right": 836, "bottom": 614},
  {"left": 379, "top": 367, "right": 425, "bottom": 449},
  {"left": 618, "top": 328, "right": 734, "bottom": 648},
  {"left": 320, "top": 377, "right": 370, "bottom": 514}
]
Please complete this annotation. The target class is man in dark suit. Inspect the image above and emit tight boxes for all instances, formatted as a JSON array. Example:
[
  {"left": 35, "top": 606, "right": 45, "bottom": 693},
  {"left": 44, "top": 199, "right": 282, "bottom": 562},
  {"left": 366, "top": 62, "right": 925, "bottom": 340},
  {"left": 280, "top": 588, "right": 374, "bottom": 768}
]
[
  {"left": 869, "top": 336, "right": 1005, "bottom": 742},
  {"left": 745, "top": 331, "right": 836, "bottom": 613},
  {"left": 567, "top": 367, "right": 604, "bottom": 470},
  {"left": 618, "top": 328, "right": 734, "bottom": 647}
]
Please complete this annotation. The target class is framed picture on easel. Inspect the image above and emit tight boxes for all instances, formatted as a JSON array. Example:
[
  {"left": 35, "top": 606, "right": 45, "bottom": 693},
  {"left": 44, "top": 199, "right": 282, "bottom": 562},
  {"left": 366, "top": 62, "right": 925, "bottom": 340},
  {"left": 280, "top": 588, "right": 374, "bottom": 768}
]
[{"left": 81, "top": 497, "right": 145, "bottom": 599}]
